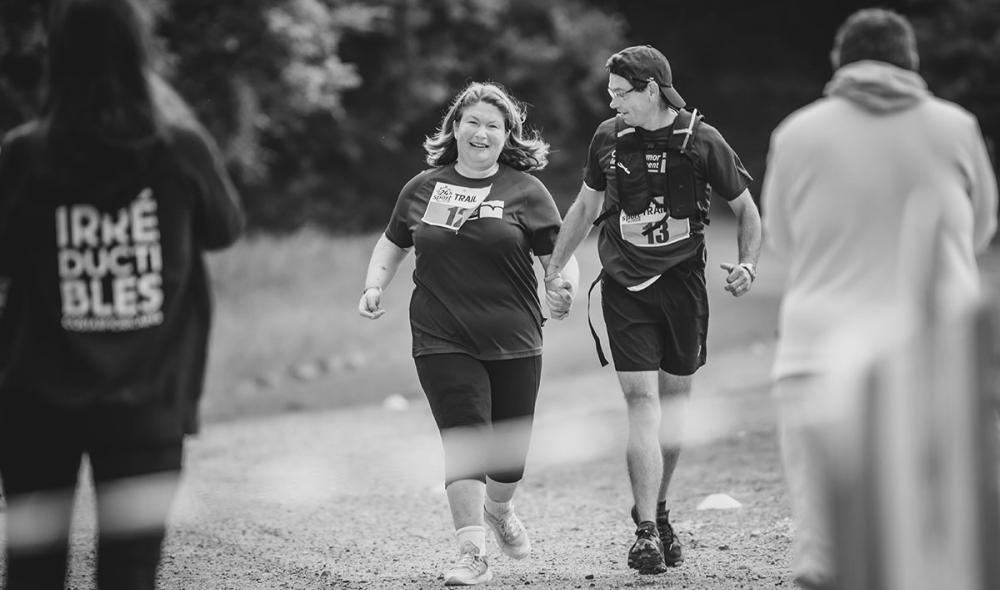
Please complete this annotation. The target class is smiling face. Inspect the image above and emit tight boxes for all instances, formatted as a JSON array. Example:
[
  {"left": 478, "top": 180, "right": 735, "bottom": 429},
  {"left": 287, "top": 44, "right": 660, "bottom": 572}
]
[
  {"left": 607, "top": 73, "right": 658, "bottom": 128},
  {"left": 453, "top": 101, "right": 509, "bottom": 174}
]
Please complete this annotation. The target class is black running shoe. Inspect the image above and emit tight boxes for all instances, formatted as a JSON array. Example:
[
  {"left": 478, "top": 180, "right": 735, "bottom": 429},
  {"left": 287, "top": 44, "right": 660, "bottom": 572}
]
[
  {"left": 627, "top": 521, "right": 668, "bottom": 575},
  {"left": 631, "top": 505, "right": 684, "bottom": 566}
]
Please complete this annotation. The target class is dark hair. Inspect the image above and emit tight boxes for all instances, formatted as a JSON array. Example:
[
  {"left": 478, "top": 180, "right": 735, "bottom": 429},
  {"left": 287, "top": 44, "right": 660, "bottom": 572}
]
[
  {"left": 423, "top": 82, "right": 549, "bottom": 172},
  {"left": 43, "top": 0, "right": 160, "bottom": 145},
  {"left": 832, "top": 8, "right": 919, "bottom": 71}
]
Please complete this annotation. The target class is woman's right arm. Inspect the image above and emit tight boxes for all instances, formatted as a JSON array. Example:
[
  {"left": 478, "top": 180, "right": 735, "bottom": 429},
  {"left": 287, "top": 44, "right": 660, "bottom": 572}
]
[{"left": 358, "top": 233, "right": 411, "bottom": 319}]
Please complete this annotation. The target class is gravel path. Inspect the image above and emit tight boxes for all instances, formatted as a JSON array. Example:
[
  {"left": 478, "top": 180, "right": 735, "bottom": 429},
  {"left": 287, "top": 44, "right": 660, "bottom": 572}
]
[{"left": 1, "top": 339, "right": 794, "bottom": 590}]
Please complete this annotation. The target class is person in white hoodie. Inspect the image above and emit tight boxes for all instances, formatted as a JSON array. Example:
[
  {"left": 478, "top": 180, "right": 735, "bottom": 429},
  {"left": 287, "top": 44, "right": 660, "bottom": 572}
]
[{"left": 760, "top": 8, "right": 997, "bottom": 590}]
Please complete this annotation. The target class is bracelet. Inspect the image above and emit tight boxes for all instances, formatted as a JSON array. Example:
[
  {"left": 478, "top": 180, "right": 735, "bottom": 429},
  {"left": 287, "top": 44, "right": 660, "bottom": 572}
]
[
  {"left": 738, "top": 263, "right": 757, "bottom": 281},
  {"left": 363, "top": 285, "right": 382, "bottom": 295}
]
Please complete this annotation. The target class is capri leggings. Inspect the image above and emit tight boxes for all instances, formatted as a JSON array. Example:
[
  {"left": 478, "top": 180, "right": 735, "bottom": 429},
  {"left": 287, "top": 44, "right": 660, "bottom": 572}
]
[{"left": 414, "top": 353, "right": 542, "bottom": 486}]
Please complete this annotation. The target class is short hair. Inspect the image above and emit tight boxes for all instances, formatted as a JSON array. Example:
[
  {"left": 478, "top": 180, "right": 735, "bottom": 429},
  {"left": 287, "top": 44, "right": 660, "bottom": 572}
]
[
  {"left": 423, "top": 82, "right": 549, "bottom": 172},
  {"left": 831, "top": 8, "right": 919, "bottom": 71}
]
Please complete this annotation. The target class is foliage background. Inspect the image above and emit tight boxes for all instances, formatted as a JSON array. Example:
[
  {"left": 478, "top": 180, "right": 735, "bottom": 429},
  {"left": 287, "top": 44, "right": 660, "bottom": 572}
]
[{"left": 1, "top": 0, "right": 997, "bottom": 233}]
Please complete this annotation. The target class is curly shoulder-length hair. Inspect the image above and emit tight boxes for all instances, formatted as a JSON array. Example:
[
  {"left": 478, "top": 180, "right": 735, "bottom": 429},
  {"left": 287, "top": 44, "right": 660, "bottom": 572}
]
[{"left": 423, "top": 82, "right": 549, "bottom": 172}]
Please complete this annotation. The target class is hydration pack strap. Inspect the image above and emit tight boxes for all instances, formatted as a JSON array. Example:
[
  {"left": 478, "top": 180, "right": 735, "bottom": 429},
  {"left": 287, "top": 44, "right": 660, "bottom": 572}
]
[{"left": 586, "top": 270, "right": 610, "bottom": 367}]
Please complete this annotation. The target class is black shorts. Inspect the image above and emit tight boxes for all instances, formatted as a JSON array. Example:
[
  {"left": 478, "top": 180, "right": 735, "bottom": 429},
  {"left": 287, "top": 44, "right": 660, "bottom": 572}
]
[
  {"left": 601, "top": 256, "right": 708, "bottom": 374},
  {"left": 414, "top": 353, "right": 542, "bottom": 484}
]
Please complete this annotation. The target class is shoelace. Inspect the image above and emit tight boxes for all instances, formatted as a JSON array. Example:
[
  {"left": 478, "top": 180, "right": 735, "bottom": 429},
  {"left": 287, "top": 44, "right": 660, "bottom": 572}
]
[
  {"left": 456, "top": 551, "right": 484, "bottom": 571},
  {"left": 489, "top": 509, "right": 521, "bottom": 538}
]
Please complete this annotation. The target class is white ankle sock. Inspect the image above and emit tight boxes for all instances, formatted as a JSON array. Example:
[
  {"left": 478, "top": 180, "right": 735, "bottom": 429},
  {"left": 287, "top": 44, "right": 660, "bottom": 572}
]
[
  {"left": 484, "top": 497, "right": 512, "bottom": 516},
  {"left": 485, "top": 478, "right": 518, "bottom": 515},
  {"left": 455, "top": 525, "right": 486, "bottom": 554}
]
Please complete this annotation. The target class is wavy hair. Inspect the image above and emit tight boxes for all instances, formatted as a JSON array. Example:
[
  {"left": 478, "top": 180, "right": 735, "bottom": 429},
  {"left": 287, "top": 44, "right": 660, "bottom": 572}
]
[{"left": 423, "top": 82, "right": 549, "bottom": 172}]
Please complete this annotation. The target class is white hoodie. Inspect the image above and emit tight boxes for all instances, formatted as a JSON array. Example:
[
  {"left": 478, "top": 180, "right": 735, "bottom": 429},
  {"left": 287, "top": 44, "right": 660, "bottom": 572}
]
[{"left": 762, "top": 60, "right": 998, "bottom": 379}]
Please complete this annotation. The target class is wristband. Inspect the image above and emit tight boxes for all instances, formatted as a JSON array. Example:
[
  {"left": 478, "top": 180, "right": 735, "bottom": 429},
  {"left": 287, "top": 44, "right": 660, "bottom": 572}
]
[
  {"left": 363, "top": 286, "right": 382, "bottom": 296},
  {"left": 738, "top": 263, "right": 756, "bottom": 281}
]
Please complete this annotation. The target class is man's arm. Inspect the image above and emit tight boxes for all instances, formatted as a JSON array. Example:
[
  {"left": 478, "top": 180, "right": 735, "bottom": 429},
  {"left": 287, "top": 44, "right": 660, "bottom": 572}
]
[
  {"left": 720, "top": 188, "right": 763, "bottom": 297},
  {"left": 545, "top": 183, "right": 605, "bottom": 281}
]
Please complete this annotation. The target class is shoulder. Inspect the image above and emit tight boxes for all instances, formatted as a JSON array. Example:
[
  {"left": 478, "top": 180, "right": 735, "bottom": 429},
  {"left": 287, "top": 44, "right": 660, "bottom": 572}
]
[
  {"left": 688, "top": 117, "right": 736, "bottom": 154},
  {"left": 920, "top": 96, "right": 980, "bottom": 130},
  {"left": 594, "top": 116, "right": 617, "bottom": 138},
  {"left": 764, "top": 98, "right": 842, "bottom": 148},
  {"left": 503, "top": 167, "right": 548, "bottom": 190},
  {"left": 399, "top": 167, "right": 440, "bottom": 196}
]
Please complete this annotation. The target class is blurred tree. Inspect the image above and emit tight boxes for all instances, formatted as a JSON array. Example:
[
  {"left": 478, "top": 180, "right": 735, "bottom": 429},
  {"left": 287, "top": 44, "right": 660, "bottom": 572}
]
[
  {"left": 5, "top": 1, "right": 993, "bottom": 233},
  {"left": 905, "top": 0, "right": 1000, "bottom": 159},
  {"left": 0, "top": 0, "right": 625, "bottom": 232},
  {"left": 160, "top": 0, "right": 626, "bottom": 231}
]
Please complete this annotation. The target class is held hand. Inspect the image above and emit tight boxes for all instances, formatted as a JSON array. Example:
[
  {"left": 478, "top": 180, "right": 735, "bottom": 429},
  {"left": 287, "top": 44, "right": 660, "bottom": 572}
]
[
  {"left": 720, "top": 263, "right": 754, "bottom": 298},
  {"left": 358, "top": 287, "right": 386, "bottom": 319},
  {"left": 544, "top": 275, "right": 575, "bottom": 320}
]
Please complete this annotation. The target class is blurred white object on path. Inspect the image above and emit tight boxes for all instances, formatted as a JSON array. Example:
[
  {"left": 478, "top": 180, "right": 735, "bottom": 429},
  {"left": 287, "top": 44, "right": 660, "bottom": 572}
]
[
  {"left": 696, "top": 493, "right": 742, "bottom": 510},
  {"left": 382, "top": 394, "right": 410, "bottom": 412}
]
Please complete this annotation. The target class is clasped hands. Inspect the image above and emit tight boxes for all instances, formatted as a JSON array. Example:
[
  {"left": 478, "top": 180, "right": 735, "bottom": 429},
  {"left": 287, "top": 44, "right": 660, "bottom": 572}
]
[{"left": 544, "top": 273, "right": 575, "bottom": 320}]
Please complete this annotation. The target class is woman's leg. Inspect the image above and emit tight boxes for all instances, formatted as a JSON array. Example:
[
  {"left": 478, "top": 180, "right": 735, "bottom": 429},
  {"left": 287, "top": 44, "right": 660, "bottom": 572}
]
[
  {"left": 0, "top": 403, "right": 82, "bottom": 590},
  {"left": 482, "top": 355, "right": 542, "bottom": 559},
  {"left": 89, "top": 440, "right": 183, "bottom": 590}
]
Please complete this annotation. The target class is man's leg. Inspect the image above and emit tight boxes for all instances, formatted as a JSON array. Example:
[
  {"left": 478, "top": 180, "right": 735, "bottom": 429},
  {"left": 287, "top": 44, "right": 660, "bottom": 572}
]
[
  {"left": 657, "top": 371, "right": 691, "bottom": 504},
  {"left": 618, "top": 370, "right": 663, "bottom": 524},
  {"left": 618, "top": 370, "right": 669, "bottom": 574},
  {"left": 775, "top": 375, "right": 835, "bottom": 589}
]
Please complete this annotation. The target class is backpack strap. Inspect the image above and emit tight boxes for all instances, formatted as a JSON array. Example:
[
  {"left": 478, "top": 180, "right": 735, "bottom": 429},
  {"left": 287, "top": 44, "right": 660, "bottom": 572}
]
[{"left": 666, "top": 108, "right": 702, "bottom": 152}]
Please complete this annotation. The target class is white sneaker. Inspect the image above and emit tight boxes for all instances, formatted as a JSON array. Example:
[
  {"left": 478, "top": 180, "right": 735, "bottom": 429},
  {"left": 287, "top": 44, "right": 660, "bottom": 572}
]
[
  {"left": 484, "top": 506, "right": 531, "bottom": 559},
  {"left": 444, "top": 541, "right": 492, "bottom": 586}
]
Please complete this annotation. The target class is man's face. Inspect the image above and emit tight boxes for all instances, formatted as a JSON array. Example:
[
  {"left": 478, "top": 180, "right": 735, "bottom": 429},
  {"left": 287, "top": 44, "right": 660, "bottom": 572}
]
[{"left": 607, "top": 73, "right": 656, "bottom": 128}]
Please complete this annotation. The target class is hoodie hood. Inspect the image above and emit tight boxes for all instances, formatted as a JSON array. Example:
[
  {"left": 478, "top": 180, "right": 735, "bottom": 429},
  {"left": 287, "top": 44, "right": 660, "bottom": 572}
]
[{"left": 824, "top": 60, "right": 929, "bottom": 114}]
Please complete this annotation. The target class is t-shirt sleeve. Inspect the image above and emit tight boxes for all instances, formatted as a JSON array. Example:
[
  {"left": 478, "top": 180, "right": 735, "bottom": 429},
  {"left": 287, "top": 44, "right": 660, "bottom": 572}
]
[
  {"left": 384, "top": 172, "right": 426, "bottom": 249},
  {"left": 583, "top": 127, "right": 609, "bottom": 192},
  {"left": 523, "top": 176, "right": 562, "bottom": 256},
  {"left": 700, "top": 124, "right": 753, "bottom": 201}
]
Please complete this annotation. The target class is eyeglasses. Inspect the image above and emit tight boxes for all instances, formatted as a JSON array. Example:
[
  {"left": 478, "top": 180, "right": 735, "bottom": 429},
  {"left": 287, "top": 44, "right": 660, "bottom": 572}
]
[
  {"left": 607, "top": 78, "right": 652, "bottom": 99},
  {"left": 607, "top": 86, "right": 640, "bottom": 99}
]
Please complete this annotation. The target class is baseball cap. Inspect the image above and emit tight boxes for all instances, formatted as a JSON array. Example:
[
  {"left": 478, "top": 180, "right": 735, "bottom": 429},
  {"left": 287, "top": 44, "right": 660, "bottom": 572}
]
[{"left": 606, "top": 45, "right": 686, "bottom": 109}]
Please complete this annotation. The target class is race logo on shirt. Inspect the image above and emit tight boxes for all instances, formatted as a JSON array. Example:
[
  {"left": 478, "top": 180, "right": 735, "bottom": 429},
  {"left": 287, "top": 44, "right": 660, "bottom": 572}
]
[
  {"left": 421, "top": 182, "right": 493, "bottom": 231},
  {"left": 619, "top": 199, "right": 690, "bottom": 248},
  {"left": 55, "top": 188, "right": 164, "bottom": 332},
  {"left": 478, "top": 200, "right": 504, "bottom": 219}
]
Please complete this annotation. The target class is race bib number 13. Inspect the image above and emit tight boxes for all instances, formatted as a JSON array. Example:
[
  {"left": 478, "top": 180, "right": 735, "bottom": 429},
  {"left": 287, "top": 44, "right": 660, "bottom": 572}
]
[
  {"left": 421, "top": 182, "right": 493, "bottom": 231},
  {"left": 619, "top": 202, "right": 690, "bottom": 248}
]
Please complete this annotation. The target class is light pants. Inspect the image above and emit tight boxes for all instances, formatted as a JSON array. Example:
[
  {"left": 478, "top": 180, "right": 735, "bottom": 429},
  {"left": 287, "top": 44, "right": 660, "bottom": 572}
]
[{"left": 774, "top": 374, "right": 836, "bottom": 588}]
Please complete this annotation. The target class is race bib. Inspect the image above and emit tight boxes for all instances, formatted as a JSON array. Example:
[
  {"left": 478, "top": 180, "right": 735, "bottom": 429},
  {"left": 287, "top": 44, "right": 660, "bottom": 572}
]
[
  {"left": 619, "top": 199, "right": 690, "bottom": 248},
  {"left": 421, "top": 182, "right": 493, "bottom": 231}
]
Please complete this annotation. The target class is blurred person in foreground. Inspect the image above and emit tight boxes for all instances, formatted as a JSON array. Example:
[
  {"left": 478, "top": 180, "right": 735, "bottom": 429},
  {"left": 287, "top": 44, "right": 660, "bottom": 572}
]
[
  {"left": 542, "top": 45, "right": 762, "bottom": 575},
  {"left": 0, "top": 0, "right": 244, "bottom": 587},
  {"left": 358, "top": 81, "right": 578, "bottom": 586},
  {"left": 760, "top": 8, "right": 997, "bottom": 589}
]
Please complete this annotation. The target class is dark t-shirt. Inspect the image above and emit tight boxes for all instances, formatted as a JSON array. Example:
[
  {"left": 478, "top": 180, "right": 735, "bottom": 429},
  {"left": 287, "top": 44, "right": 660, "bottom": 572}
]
[
  {"left": 385, "top": 164, "right": 561, "bottom": 360},
  {"left": 0, "top": 118, "right": 243, "bottom": 436},
  {"left": 583, "top": 115, "right": 752, "bottom": 289}
]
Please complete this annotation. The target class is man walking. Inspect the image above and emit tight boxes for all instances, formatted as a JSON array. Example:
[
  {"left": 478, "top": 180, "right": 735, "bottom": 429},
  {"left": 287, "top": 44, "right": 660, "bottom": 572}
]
[
  {"left": 760, "top": 9, "right": 997, "bottom": 589},
  {"left": 544, "top": 45, "right": 762, "bottom": 574}
]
